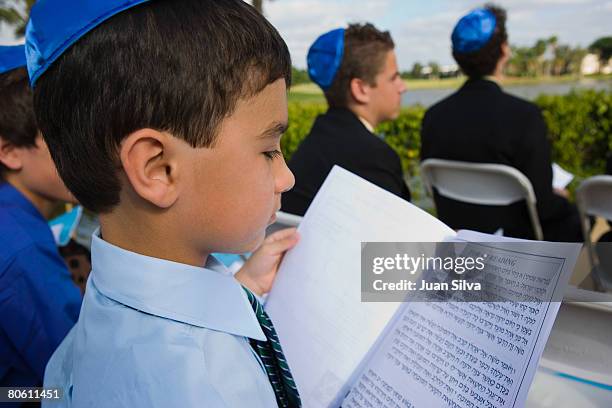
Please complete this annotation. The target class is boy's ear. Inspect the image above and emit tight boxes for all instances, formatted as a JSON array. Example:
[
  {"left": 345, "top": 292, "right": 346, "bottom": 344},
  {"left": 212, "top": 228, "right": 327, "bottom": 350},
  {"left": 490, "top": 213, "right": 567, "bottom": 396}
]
[
  {"left": 0, "top": 138, "right": 23, "bottom": 171},
  {"left": 119, "top": 129, "right": 180, "bottom": 209},
  {"left": 349, "top": 77, "right": 371, "bottom": 105}
]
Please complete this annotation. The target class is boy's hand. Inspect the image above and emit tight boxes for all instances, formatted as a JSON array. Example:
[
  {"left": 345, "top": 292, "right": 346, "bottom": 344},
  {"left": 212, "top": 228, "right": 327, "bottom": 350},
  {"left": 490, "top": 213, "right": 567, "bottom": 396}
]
[{"left": 235, "top": 228, "right": 299, "bottom": 296}]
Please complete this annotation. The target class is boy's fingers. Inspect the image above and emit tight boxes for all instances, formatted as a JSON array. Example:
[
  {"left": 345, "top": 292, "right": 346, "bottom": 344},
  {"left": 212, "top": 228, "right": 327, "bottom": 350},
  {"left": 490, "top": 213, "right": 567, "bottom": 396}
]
[
  {"left": 264, "top": 230, "right": 300, "bottom": 255},
  {"left": 265, "top": 227, "right": 298, "bottom": 243}
]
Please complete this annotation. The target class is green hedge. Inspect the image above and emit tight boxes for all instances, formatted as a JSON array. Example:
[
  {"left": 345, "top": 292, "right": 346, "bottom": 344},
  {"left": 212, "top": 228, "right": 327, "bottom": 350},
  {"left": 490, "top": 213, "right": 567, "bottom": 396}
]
[
  {"left": 282, "top": 103, "right": 326, "bottom": 161},
  {"left": 283, "top": 89, "right": 612, "bottom": 181},
  {"left": 376, "top": 107, "right": 424, "bottom": 177},
  {"left": 536, "top": 89, "right": 611, "bottom": 177}
]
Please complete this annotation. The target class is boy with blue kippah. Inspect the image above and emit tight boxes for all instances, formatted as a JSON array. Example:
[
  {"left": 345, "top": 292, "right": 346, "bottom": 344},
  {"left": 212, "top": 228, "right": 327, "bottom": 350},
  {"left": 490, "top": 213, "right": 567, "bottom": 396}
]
[
  {"left": 28, "top": 0, "right": 301, "bottom": 406},
  {"left": 420, "top": 4, "right": 583, "bottom": 242},
  {"left": 0, "top": 45, "right": 82, "bottom": 399},
  {"left": 282, "top": 24, "right": 411, "bottom": 216}
]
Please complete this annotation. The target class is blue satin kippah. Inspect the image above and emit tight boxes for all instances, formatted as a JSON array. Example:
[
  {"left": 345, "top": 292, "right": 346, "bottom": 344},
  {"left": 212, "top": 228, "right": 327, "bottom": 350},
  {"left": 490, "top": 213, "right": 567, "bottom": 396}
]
[
  {"left": 25, "top": 0, "right": 151, "bottom": 86},
  {"left": 307, "top": 28, "right": 345, "bottom": 90},
  {"left": 451, "top": 8, "right": 497, "bottom": 54},
  {"left": 0, "top": 45, "right": 26, "bottom": 74}
]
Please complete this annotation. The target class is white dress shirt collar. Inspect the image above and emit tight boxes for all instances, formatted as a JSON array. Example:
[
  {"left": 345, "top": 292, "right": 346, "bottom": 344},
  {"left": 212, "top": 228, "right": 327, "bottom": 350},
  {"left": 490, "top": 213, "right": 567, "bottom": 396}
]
[{"left": 90, "top": 229, "right": 266, "bottom": 341}]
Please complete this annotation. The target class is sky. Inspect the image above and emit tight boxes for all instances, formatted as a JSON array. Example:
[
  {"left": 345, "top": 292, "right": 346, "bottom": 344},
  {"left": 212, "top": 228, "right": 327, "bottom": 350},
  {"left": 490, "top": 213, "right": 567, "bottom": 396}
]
[
  {"left": 264, "top": 0, "right": 612, "bottom": 69},
  {"left": 1, "top": 0, "right": 611, "bottom": 69}
]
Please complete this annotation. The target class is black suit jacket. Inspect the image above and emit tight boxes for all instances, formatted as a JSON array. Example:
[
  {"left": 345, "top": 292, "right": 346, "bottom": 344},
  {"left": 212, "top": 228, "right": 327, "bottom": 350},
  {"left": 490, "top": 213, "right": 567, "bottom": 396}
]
[
  {"left": 420, "top": 78, "right": 581, "bottom": 241},
  {"left": 282, "top": 108, "right": 411, "bottom": 216}
]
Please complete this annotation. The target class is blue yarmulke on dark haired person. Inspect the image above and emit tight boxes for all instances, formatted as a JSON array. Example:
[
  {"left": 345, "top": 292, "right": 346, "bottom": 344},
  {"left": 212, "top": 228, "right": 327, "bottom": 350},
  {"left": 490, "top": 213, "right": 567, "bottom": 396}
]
[
  {"left": 307, "top": 28, "right": 345, "bottom": 90},
  {"left": 451, "top": 8, "right": 497, "bottom": 54},
  {"left": 25, "top": 0, "right": 151, "bottom": 86}
]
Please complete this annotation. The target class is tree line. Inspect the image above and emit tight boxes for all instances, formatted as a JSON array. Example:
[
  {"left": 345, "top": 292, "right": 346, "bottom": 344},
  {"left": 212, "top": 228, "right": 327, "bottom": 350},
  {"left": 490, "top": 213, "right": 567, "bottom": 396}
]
[{"left": 404, "top": 36, "right": 612, "bottom": 79}]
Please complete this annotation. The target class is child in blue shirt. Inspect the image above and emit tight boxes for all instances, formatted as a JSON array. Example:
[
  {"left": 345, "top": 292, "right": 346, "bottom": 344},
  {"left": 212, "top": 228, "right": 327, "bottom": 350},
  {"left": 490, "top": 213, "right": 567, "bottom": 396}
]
[
  {"left": 29, "top": 0, "right": 301, "bottom": 406},
  {"left": 0, "top": 45, "right": 82, "bottom": 396}
]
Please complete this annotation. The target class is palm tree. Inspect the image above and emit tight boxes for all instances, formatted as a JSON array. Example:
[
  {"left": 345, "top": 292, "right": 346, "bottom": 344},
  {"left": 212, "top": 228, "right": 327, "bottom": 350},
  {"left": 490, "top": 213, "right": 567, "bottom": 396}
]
[
  {"left": 0, "top": 0, "right": 34, "bottom": 38},
  {"left": 589, "top": 37, "right": 612, "bottom": 68}
]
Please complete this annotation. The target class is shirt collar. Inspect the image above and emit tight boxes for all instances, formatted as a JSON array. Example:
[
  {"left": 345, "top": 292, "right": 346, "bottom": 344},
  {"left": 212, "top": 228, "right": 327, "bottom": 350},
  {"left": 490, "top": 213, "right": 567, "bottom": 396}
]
[
  {"left": 89, "top": 229, "right": 266, "bottom": 341},
  {"left": 357, "top": 115, "right": 375, "bottom": 133},
  {"left": 0, "top": 181, "right": 44, "bottom": 220}
]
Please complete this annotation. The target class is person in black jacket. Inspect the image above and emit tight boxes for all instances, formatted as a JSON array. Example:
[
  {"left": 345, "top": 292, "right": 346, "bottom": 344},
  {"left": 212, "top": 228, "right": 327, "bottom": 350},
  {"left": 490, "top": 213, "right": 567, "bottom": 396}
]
[
  {"left": 281, "top": 24, "right": 410, "bottom": 216},
  {"left": 420, "top": 4, "right": 582, "bottom": 242}
]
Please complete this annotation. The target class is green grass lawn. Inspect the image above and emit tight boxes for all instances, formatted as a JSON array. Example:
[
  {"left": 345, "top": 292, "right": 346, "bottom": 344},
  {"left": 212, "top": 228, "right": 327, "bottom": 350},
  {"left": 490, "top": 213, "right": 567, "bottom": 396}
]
[{"left": 288, "top": 89, "right": 325, "bottom": 104}]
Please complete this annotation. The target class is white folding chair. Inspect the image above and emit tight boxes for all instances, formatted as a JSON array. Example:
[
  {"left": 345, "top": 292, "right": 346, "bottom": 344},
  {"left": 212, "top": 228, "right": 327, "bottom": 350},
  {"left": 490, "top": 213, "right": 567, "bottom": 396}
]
[
  {"left": 420, "top": 159, "right": 544, "bottom": 240},
  {"left": 266, "top": 210, "right": 303, "bottom": 235},
  {"left": 576, "top": 175, "right": 612, "bottom": 292}
]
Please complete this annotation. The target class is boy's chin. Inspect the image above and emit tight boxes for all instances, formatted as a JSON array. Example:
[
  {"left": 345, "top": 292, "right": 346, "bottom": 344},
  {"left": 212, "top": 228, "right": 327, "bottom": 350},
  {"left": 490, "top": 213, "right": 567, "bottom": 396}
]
[
  {"left": 43, "top": 186, "right": 78, "bottom": 205},
  {"left": 39, "top": 193, "right": 78, "bottom": 208},
  {"left": 234, "top": 231, "right": 267, "bottom": 254}
]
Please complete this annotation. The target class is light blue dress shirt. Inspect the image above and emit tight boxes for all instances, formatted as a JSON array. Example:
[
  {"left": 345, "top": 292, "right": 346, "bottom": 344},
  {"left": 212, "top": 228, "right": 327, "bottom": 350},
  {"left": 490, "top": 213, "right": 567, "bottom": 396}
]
[{"left": 43, "top": 230, "right": 278, "bottom": 407}]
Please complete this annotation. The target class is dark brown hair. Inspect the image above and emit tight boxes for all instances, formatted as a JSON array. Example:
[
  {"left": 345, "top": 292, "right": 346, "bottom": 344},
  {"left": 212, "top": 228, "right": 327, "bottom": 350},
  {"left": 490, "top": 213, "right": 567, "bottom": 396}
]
[
  {"left": 34, "top": 0, "right": 292, "bottom": 213},
  {"left": 453, "top": 4, "right": 508, "bottom": 78},
  {"left": 0, "top": 67, "right": 38, "bottom": 178},
  {"left": 324, "top": 23, "right": 394, "bottom": 108}
]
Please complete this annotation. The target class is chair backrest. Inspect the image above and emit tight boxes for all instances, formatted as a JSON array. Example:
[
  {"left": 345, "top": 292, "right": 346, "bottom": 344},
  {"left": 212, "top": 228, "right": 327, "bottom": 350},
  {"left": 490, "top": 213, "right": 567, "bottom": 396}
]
[
  {"left": 421, "top": 158, "right": 544, "bottom": 240},
  {"left": 266, "top": 211, "right": 303, "bottom": 235},
  {"left": 575, "top": 175, "right": 612, "bottom": 292},
  {"left": 576, "top": 175, "right": 612, "bottom": 221}
]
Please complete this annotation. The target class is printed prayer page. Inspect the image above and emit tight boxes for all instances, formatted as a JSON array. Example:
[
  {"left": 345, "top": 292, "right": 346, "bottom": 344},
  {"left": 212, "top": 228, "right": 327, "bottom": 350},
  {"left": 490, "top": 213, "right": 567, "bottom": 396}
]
[{"left": 342, "top": 231, "right": 580, "bottom": 408}]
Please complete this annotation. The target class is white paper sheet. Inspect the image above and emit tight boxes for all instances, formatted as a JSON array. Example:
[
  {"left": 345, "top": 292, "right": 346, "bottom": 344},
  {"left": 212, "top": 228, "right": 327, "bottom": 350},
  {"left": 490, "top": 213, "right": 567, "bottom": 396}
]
[
  {"left": 265, "top": 166, "right": 455, "bottom": 407},
  {"left": 552, "top": 163, "right": 574, "bottom": 190}
]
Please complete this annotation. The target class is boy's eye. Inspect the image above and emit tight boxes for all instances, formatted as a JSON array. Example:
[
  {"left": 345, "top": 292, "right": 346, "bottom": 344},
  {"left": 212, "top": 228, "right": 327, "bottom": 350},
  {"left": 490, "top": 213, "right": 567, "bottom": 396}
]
[{"left": 263, "top": 150, "right": 282, "bottom": 161}]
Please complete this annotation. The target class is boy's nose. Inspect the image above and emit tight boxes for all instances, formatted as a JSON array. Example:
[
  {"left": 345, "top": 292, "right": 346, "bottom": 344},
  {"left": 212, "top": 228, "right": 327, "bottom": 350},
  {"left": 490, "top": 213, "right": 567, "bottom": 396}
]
[
  {"left": 398, "top": 80, "right": 407, "bottom": 94},
  {"left": 277, "top": 159, "right": 295, "bottom": 193}
]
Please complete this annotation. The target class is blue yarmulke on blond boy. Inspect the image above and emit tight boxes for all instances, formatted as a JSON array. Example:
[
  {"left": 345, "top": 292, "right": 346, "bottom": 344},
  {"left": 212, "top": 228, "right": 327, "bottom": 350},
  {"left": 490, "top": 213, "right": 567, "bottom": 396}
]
[
  {"left": 25, "top": 0, "right": 152, "bottom": 86},
  {"left": 451, "top": 8, "right": 497, "bottom": 54},
  {"left": 0, "top": 45, "right": 26, "bottom": 74},
  {"left": 307, "top": 28, "right": 345, "bottom": 90}
]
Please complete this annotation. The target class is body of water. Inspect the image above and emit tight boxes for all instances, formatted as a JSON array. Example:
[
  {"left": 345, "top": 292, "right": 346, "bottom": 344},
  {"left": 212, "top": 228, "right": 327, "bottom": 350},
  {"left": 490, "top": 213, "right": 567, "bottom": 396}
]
[{"left": 402, "top": 78, "right": 612, "bottom": 107}]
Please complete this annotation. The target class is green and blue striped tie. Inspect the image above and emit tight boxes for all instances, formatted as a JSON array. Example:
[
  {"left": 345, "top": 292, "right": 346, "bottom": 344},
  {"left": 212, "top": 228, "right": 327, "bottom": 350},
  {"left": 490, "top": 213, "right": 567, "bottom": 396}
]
[{"left": 243, "top": 287, "right": 302, "bottom": 408}]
